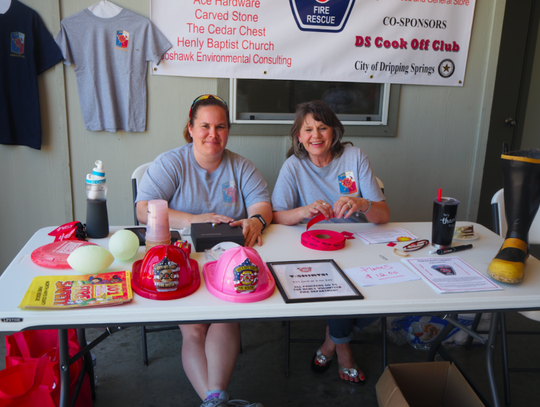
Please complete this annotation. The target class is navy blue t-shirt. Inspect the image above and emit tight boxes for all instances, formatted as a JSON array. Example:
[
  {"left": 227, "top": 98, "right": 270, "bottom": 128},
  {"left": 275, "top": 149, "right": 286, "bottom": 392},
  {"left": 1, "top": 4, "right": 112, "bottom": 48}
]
[{"left": 0, "top": 0, "right": 63, "bottom": 149}]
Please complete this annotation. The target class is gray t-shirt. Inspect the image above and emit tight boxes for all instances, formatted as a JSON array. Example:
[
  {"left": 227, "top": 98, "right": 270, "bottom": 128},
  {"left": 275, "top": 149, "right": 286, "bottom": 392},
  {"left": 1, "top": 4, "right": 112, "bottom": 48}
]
[
  {"left": 271, "top": 146, "right": 385, "bottom": 223},
  {"left": 55, "top": 9, "right": 171, "bottom": 132},
  {"left": 136, "top": 144, "right": 270, "bottom": 220}
]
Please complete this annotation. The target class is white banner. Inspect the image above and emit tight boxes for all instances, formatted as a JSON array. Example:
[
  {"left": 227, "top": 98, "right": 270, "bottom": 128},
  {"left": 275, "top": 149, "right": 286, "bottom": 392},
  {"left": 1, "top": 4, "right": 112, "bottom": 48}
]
[{"left": 151, "top": 0, "right": 476, "bottom": 86}]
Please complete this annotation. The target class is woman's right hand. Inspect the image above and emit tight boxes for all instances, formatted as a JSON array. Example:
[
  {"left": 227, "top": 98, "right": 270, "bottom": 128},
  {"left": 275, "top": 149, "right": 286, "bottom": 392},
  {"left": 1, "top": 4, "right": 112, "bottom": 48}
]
[
  {"left": 305, "top": 200, "right": 334, "bottom": 220},
  {"left": 272, "top": 200, "right": 334, "bottom": 226}
]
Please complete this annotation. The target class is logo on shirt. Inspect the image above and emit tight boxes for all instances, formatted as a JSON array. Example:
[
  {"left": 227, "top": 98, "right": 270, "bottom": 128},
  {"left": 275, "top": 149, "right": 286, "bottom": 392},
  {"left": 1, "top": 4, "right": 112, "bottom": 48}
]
[
  {"left": 338, "top": 171, "right": 357, "bottom": 195},
  {"left": 11, "top": 32, "right": 25, "bottom": 55},
  {"left": 222, "top": 181, "right": 238, "bottom": 204},
  {"left": 289, "top": 0, "right": 356, "bottom": 33},
  {"left": 115, "top": 30, "right": 129, "bottom": 50}
]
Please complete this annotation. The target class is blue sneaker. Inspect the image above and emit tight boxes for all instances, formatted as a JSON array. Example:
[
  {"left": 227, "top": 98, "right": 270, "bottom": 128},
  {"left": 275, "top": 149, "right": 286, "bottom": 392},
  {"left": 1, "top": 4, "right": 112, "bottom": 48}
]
[{"left": 200, "top": 391, "right": 230, "bottom": 407}]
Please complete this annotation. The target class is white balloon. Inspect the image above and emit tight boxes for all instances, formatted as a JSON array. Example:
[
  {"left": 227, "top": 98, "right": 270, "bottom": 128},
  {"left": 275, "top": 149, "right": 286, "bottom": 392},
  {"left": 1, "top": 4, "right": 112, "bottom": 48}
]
[
  {"left": 109, "top": 230, "right": 140, "bottom": 261},
  {"left": 67, "top": 245, "right": 114, "bottom": 274}
]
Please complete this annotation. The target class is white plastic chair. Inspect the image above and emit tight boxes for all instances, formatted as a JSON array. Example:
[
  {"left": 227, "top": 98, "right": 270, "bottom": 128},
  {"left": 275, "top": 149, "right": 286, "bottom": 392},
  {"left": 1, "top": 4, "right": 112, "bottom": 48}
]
[
  {"left": 376, "top": 177, "right": 384, "bottom": 194},
  {"left": 491, "top": 188, "right": 540, "bottom": 404},
  {"left": 131, "top": 162, "right": 180, "bottom": 366},
  {"left": 131, "top": 162, "right": 151, "bottom": 226},
  {"left": 491, "top": 188, "right": 540, "bottom": 248}
]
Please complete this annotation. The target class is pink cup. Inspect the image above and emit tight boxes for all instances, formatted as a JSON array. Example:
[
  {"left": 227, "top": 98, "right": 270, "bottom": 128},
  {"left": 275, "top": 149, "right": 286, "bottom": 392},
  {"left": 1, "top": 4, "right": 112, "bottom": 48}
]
[{"left": 146, "top": 200, "right": 170, "bottom": 243}]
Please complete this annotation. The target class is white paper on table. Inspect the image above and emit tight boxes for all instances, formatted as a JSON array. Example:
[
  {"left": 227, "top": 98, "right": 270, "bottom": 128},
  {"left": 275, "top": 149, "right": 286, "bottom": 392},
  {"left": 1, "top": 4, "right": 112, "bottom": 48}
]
[
  {"left": 354, "top": 228, "right": 418, "bottom": 244},
  {"left": 344, "top": 262, "right": 421, "bottom": 287},
  {"left": 401, "top": 257, "right": 502, "bottom": 294}
]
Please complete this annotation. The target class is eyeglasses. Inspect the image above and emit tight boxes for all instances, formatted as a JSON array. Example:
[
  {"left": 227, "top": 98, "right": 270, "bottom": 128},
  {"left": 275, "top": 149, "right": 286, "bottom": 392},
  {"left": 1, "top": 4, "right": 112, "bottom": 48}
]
[
  {"left": 402, "top": 239, "right": 429, "bottom": 252},
  {"left": 392, "top": 239, "right": 429, "bottom": 257},
  {"left": 189, "top": 94, "right": 227, "bottom": 117}
]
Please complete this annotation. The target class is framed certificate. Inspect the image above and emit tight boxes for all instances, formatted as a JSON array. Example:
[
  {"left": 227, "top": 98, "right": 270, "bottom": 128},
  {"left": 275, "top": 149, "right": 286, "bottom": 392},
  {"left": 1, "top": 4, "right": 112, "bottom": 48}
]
[{"left": 266, "top": 259, "right": 364, "bottom": 304}]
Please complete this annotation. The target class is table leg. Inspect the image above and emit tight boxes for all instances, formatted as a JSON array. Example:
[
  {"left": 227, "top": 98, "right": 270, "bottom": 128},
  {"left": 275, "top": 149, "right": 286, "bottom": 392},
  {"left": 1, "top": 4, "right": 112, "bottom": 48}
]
[
  {"left": 500, "top": 313, "right": 511, "bottom": 405},
  {"left": 58, "top": 329, "right": 70, "bottom": 407},
  {"left": 427, "top": 314, "right": 494, "bottom": 406},
  {"left": 427, "top": 313, "right": 456, "bottom": 361},
  {"left": 285, "top": 321, "right": 291, "bottom": 377},
  {"left": 77, "top": 328, "right": 96, "bottom": 400},
  {"left": 465, "top": 313, "right": 483, "bottom": 350},
  {"left": 381, "top": 317, "right": 387, "bottom": 370},
  {"left": 487, "top": 312, "right": 501, "bottom": 407}
]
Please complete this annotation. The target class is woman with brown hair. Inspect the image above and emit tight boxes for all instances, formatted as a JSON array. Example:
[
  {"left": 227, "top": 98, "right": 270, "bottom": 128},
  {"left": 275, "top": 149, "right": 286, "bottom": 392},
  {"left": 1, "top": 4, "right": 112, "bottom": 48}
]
[{"left": 272, "top": 100, "right": 389, "bottom": 385}]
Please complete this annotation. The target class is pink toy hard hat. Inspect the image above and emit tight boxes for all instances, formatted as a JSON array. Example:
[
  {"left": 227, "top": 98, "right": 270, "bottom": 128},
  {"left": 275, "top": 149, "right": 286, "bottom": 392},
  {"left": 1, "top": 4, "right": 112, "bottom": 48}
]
[
  {"left": 132, "top": 245, "right": 200, "bottom": 300},
  {"left": 203, "top": 246, "right": 275, "bottom": 303},
  {"left": 31, "top": 240, "right": 97, "bottom": 269}
]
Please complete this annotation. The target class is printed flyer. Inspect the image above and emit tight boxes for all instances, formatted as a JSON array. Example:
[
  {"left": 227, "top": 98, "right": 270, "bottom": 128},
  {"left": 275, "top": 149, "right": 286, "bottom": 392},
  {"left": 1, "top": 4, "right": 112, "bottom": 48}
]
[
  {"left": 19, "top": 271, "right": 133, "bottom": 309},
  {"left": 151, "top": 0, "right": 476, "bottom": 86},
  {"left": 401, "top": 257, "right": 502, "bottom": 294}
]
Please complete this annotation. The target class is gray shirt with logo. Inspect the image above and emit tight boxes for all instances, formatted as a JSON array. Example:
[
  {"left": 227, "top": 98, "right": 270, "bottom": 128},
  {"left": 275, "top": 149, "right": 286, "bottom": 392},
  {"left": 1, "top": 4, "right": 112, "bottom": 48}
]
[
  {"left": 55, "top": 9, "right": 171, "bottom": 132},
  {"left": 136, "top": 144, "right": 270, "bottom": 220},
  {"left": 271, "top": 146, "right": 385, "bottom": 223}
]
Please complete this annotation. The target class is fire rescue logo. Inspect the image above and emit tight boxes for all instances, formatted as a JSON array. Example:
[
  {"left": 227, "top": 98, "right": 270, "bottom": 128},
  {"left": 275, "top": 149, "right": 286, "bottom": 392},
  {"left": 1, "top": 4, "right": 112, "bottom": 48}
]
[
  {"left": 11, "top": 32, "right": 25, "bottom": 55},
  {"left": 289, "top": 0, "right": 356, "bottom": 33},
  {"left": 153, "top": 256, "right": 180, "bottom": 292},
  {"left": 116, "top": 30, "right": 129, "bottom": 51},
  {"left": 233, "top": 258, "right": 259, "bottom": 293},
  {"left": 431, "top": 264, "right": 456, "bottom": 276},
  {"left": 222, "top": 181, "right": 238, "bottom": 204},
  {"left": 338, "top": 171, "right": 358, "bottom": 195}
]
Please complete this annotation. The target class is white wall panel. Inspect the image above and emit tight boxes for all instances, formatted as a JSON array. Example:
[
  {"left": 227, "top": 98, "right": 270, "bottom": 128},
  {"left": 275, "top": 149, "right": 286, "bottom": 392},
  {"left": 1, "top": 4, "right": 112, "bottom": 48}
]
[
  {"left": 0, "top": 0, "right": 70, "bottom": 273},
  {"left": 0, "top": 0, "right": 507, "bottom": 273}
]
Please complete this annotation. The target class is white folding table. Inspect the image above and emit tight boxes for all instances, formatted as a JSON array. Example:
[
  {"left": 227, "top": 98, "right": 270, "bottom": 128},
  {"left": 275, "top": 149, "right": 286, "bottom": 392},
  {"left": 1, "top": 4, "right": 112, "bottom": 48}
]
[{"left": 1, "top": 222, "right": 539, "bottom": 407}]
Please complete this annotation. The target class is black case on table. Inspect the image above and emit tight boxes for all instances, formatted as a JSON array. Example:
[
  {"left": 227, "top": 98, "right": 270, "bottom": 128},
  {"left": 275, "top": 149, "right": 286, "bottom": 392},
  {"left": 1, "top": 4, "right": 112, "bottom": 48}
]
[{"left": 191, "top": 223, "right": 245, "bottom": 252}]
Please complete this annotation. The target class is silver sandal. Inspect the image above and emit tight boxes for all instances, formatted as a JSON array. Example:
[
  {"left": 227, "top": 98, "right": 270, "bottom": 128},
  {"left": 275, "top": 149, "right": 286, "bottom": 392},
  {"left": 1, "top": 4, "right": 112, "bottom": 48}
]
[
  {"left": 311, "top": 348, "right": 334, "bottom": 373},
  {"left": 338, "top": 363, "right": 365, "bottom": 386}
]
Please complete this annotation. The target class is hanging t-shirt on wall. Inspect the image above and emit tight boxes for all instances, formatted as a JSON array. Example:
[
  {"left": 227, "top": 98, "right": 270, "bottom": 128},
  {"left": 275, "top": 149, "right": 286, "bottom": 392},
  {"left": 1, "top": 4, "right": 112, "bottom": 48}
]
[
  {"left": 55, "top": 8, "right": 171, "bottom": 133},
  {"left": 0, "top": 0, "right": 63, "bottom": 149}
]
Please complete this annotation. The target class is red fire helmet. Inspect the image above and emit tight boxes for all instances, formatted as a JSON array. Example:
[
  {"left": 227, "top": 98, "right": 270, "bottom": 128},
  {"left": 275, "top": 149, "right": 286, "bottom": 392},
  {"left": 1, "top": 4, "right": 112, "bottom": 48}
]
[
  {"left": 132, "top": 245, "right": 200, "bottom": 300},
  {"left": 203, "top": 246, "right": 275, "bottom": 303}
]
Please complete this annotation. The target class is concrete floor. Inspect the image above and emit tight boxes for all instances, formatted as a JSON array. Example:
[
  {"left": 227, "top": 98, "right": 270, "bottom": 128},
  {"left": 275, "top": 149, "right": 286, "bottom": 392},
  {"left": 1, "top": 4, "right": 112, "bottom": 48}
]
[
  {"left": 2, "top": 312, "right": 539, "bottom": 407},
  {"left": 2, "top": 249, "right": 540, "bottom": 407}
]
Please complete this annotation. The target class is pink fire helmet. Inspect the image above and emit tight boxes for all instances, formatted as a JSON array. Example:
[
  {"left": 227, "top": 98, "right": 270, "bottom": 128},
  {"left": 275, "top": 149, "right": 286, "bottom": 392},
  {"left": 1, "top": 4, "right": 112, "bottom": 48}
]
[{"left": 203, "top": 246, "right": 275, "bottom": 303}]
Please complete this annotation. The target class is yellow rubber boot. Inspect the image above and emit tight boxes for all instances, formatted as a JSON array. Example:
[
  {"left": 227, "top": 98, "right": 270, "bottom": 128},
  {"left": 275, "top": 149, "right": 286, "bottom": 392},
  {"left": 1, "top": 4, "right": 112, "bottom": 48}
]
[
  {"left": 488, "top": 238, "right": 529, "bottom": 283},
  {"left": 487, "top": 149, "right": 540, "bottom": 284}
]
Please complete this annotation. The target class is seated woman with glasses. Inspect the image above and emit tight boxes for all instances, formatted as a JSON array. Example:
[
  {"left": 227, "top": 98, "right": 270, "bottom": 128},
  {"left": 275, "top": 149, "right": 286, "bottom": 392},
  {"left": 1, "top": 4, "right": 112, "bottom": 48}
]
[
  {"left": 136, "top": 94, "right": 270, "bottom": 407},
  {"left": 272, "top": 100, "right": 390, "bottom": 386}
]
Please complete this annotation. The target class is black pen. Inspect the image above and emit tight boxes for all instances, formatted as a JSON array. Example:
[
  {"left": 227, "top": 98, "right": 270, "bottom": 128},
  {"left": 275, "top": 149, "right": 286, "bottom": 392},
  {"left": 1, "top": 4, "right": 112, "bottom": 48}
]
[{"left": 429, "top": 244, "right": 473, "bottom": 255}]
